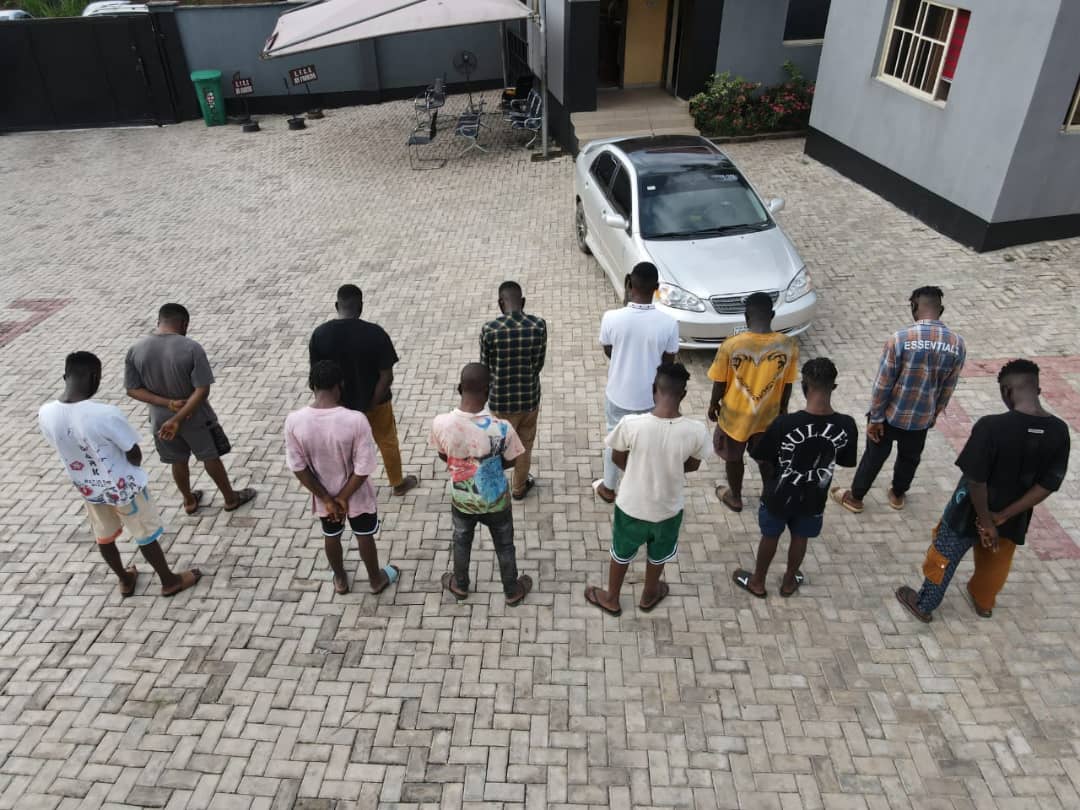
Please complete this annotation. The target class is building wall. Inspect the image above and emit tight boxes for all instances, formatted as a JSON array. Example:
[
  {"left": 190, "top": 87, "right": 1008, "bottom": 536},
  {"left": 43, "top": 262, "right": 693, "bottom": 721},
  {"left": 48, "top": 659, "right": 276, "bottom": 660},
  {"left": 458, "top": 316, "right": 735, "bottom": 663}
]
[
  {"left": 544, "top": 0, "right": 567, "bottom": 104},
  {"left": 715, "top": 0, "right": 823, "bottom": 86},
  {"left": 174, "top": 2, "right": 504, "bottom": 103},
  {"left": 993, "top": 0, "right": 1080, "bottom": 222},
  {"left": 809, "top": 0, "right": 1060, "bottom": 222}
]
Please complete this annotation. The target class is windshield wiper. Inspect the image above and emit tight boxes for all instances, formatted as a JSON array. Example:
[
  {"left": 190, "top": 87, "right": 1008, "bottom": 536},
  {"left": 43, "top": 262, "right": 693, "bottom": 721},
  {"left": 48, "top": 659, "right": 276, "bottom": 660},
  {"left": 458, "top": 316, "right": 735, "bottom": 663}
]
[{"left": 647, "top": 222, "right": 770, "bottom": 239}]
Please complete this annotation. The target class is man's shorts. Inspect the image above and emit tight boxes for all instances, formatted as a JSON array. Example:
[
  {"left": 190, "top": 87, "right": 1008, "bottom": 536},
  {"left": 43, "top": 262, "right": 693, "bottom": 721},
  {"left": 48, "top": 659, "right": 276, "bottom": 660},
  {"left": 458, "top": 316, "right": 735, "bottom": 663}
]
[
  {"left": 758, "top": 503, "right": 823, "bottom": 539},
  {"left": 154, "top": 418, "right": 226, "bottom": 464},
  {"left": 85, "top": 488, "right": 164, "bottom": 547},
  {"left": 713, "top": 427, "right": 760, "bottom": 462},
  {"left": 611, "top": 506, "right": 682, "bottom": 565},
  {"left": 320, "top": 513, "right": 380, "bottom": 538}
]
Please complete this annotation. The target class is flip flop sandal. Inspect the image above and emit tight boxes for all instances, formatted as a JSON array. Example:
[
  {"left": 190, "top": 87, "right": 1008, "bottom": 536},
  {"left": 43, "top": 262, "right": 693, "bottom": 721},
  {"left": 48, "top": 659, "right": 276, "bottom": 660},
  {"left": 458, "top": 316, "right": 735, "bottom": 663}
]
[
  {"left": 830, "top": 487, "right": 863, "bottom": 514},
  {"left": 779, "top": 571, "right": 804, "bottom": 598},
  {"left": 638, "top": 581, "right": 670, "bottom": 613},
  {"left": 895, "top": 586, "right": 932, "bottom": 623},
  {"left": 716, "top": 486, "right": 743, "bottom": 513},
  {"left": 224, "top": 488, "right": 257, "bottom": 512},
  {"left": 591, "top": 479, "right": 615, "bottom": 504},
  {"left": 119, "top": 565, "right": 138, "bottom": 598},
  {"left": 333, "top": 575, "right": 350, "bottom": 595},
  {"left": 183, "top": 490, "right": 205, "bottom": 515},
  {"left": 584, "top": 585, "right": 622, "bottom": 616},
  {"left": 441, "top": 572, "right": 468, "bottom": 601},
  {"left": 506, "top": 575, "right": 533, "bottom": 607},
  {"left": 371, "top": 564, "right": 399, "bottom": 595},
  {"left": 732, "top": 569, "right": 767, "bottom": 599},
  {"left": 162, "top": 568, "right": 202, "bottom": 597}
]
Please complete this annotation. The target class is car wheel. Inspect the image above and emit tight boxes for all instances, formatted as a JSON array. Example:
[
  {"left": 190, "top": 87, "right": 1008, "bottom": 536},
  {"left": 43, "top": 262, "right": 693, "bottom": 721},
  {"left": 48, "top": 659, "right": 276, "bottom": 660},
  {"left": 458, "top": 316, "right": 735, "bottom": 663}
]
[{"left": 575, "top": 200, "right": 591, "bottom": 255}]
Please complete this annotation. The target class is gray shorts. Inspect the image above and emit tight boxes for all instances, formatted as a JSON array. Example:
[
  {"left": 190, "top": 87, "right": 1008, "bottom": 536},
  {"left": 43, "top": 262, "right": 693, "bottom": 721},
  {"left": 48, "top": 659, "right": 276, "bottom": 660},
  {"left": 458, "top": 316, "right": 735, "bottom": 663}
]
[{"left": 154, "top": 418, "right": 226, "bottom": 464}]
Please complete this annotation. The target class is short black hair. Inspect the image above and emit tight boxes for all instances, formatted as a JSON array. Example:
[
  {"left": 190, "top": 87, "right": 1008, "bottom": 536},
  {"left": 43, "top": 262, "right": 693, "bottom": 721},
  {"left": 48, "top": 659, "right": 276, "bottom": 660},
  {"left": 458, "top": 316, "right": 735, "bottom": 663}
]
[
  {"left": 460, "top": 362, "right": 490, "bottom": 394},
  {"left": 998, "top": 358, "right": 1040, "bottom": 384},
  {"left": 498, "top": 281, "right": 523, "bottom": 300},
  {"left": 655, "top": 361, "right": 691, "bottom": 393},
  {"left": 629, "top": 262, "right": 660, "bottom": 291},
  {"left": 158, "top": 303, "right": 189, "bottom": 324},
  {"left": 802, "top": 357, "right": 838, "bottom": 390},
  {"left": 336, "top": 284, "right": 363, "bottom": 304},
  {"left": 744, "top": 292, "right": 774, "bottom": 318},
  {"left": 309, "top": 360, "right": 343, "bottom": 392},
  {"left": 910, "top": 286, "right": 944, "bottom": 310},
  {"left": 65, "top": 351, "right": 101, "bottom": 378}
]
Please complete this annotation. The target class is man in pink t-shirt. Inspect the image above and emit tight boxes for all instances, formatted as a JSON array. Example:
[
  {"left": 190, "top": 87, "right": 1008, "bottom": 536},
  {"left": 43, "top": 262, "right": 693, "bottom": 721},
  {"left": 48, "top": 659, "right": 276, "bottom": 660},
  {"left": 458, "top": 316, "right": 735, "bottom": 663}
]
[{"left": 285, "top": 360, "right": 399, "bottom": 596}]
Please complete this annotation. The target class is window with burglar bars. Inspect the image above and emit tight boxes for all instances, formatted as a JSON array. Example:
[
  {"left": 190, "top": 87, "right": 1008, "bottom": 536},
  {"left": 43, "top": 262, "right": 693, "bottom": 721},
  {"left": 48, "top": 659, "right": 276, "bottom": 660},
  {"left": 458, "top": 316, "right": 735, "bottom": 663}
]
[{"left": 879, "top": 0, "right": 970, "bottom": 103}]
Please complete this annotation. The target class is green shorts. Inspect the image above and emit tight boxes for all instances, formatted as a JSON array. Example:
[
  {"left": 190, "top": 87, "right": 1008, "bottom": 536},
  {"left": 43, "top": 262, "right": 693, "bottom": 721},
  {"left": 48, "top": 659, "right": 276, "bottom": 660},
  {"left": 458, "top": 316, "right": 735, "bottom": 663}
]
[{"left": 611, "top": 506, "right": 682, "bottom": 565}]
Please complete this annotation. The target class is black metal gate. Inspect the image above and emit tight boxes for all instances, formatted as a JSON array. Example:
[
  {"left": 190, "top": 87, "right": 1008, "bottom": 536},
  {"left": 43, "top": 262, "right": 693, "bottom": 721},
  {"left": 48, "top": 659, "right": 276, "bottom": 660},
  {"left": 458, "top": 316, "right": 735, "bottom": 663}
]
[{"left": 0, "top": 12, "right": 196, "bottom": 132}]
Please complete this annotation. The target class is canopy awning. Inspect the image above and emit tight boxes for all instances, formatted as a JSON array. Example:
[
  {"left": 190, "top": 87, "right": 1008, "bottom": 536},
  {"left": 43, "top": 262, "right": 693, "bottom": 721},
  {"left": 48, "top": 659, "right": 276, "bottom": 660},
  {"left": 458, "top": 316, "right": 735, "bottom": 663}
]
[{"left": 262, "top": 0, "right": 532, "bottom": 59}]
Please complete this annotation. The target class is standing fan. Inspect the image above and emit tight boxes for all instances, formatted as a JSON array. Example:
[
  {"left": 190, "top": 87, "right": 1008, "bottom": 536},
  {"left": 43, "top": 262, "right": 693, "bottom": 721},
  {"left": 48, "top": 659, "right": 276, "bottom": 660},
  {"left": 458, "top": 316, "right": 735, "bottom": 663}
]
[{"left": 453, "top": 49, "right": 479, "bottom": 107}]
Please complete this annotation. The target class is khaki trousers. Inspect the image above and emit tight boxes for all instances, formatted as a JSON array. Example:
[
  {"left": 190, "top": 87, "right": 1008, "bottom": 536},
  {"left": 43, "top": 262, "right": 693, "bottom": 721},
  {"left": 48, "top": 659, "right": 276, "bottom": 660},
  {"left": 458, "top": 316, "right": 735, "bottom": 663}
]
[
  {"left": 493, "top": 409, "right": 539, "bottom": 497},
  {"left": 365, "top": 400, "right": 404, "bottom": 488}
]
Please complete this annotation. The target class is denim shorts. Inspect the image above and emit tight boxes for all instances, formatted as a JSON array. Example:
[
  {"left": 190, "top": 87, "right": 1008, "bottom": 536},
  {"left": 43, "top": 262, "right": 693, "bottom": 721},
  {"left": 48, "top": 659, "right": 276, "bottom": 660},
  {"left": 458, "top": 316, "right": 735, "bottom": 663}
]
[{"left": 758, "top": 503, "right": 823, "bottom": 539}]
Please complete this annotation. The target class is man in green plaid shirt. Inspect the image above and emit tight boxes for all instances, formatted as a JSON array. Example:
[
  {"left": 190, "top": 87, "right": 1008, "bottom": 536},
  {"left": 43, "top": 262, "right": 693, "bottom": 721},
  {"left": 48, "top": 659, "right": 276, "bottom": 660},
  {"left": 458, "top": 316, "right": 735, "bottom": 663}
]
[{"left": 480, "top": 282, "right": 547, "bottom": 500}]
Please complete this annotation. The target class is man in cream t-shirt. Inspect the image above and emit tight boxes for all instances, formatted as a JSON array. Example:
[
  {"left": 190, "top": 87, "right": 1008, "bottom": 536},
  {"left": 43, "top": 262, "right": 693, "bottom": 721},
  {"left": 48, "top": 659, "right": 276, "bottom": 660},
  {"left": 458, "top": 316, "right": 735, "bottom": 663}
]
[
  {"left": 585, "top": 363, "right": 711, "bottom": 616},
  {"left": 593, "top": 262, "right": 680, "bottom": 503}
]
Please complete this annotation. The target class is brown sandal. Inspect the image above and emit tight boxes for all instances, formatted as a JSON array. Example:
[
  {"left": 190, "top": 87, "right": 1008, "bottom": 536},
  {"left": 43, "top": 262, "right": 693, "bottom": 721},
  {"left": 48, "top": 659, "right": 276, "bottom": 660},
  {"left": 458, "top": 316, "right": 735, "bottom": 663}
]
[
  {"left": 119, "top": 565, "right": 138, "bottom": 598},
  {"left": 717, "top": 486, "right": 743, "bottom": 513},
  {"left": 895, "top": 586, "right": 932, "bottom": 623},
  {"left": 224, "top": 488, "right": 257, "bottom": 512},
  {"left": 441, "top": 572, "right": 468, "bottom": 600},
  {"left": 183, "top": 490, "right": 205, "bottom": 515},
  {"left": 506, "top": 575, "right": 533, "bottom": 606},
  {"left": 162, "top": 568, "right": 202, "bottom": 597},
  {"left": 638, "top": 581, "right": 670, "bottom": 612}
]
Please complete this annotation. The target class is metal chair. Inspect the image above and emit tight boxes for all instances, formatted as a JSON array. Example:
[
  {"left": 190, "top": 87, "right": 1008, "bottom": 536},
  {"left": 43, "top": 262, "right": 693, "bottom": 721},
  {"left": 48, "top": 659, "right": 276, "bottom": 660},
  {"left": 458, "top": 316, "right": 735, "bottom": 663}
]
[
  {"left": 509, "top": 94, "right": 542, "bottom": 148},
  {"left": 407, "top": 110, "right": 445, "bottom": 170},
  {"left": 455, "top": 99, "right": 487, "bottom": 156}
]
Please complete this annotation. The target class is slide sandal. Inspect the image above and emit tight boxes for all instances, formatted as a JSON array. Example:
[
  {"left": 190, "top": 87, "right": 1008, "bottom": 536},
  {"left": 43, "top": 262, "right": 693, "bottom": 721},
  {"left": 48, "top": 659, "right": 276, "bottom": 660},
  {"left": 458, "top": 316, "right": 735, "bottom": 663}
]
[
  {"left": 584, "top": 585, "right": 622, "bottom": 616},
  {"left": 183, "top": 490, "right": 205, "bottom": 515},
  {"left": 224, "top": 488, "right": 257, "bottom": 512},
  {"left": 371, "top": 564, "right": 399, "bottom": 595},
  {"left": 732, "top": 569, "right": 766, "bottom": 599},
  {"left": 779, "top": 571, "right": 804, "bottom": 598}
]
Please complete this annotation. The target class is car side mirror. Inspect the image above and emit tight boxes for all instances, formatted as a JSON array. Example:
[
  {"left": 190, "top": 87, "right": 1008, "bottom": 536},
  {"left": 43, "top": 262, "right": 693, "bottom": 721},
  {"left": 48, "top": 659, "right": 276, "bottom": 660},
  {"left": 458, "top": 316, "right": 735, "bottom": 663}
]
[
  {"left": 767, "top": 197, "right": 785, "bottom": 214},
  {"left": 602, "top": 211, "right": 629, "bottom": 230}
]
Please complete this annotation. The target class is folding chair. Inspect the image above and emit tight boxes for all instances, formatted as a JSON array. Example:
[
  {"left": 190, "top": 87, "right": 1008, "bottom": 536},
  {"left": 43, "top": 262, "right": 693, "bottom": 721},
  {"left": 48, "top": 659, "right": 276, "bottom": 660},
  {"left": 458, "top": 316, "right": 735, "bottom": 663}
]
[{"left": 407, "top": 110, "right": 445, "bottom": 170}]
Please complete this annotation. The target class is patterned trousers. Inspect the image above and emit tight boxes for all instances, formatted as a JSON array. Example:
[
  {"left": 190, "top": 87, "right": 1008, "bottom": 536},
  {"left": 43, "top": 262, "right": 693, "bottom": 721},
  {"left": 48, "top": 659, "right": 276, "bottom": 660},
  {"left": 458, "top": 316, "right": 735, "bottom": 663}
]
[{"left": 916, "top": 519, "right": 1017, "bottom": 614}]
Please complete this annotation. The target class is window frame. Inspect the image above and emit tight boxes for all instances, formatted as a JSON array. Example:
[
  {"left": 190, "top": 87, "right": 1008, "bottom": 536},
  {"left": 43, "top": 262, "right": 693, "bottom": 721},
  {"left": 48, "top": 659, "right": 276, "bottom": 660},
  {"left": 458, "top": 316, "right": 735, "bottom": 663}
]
[
  {"left": 609, "top": 162, "right": 634, "bottom": 223},
  {"left": 590, "top": 151, "right": 618, "bottom": 190},
  {"left": 877, "top": 0, "right": 963, "bottom": 106},
  {"left": 1066, "top": 76, "right": 1080, "bottom": 133},
  {"left": 782, "top": 0, "right": 831, "bottom": 45}
]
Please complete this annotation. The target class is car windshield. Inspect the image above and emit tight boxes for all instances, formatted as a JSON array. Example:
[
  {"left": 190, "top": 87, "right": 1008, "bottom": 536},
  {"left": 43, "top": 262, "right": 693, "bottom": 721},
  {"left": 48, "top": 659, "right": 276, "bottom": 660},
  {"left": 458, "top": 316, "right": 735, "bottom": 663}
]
[{"left": 638, "top": 162, "right": 771, "bottom": 239}]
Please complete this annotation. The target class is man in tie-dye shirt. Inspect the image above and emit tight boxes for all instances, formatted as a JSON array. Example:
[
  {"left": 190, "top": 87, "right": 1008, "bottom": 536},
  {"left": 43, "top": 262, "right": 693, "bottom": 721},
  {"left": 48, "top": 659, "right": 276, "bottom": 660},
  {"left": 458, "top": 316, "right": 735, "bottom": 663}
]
[{"left": 431, "top": 363, "right": 533, "bottom": 606}]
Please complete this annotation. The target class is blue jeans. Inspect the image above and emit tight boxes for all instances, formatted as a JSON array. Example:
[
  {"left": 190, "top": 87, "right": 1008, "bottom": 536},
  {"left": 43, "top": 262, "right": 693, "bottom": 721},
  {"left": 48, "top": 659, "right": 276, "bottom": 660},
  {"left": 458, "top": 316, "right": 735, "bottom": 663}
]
[{"left": 603, "top": 397, "right": 650, "bottom": 490}]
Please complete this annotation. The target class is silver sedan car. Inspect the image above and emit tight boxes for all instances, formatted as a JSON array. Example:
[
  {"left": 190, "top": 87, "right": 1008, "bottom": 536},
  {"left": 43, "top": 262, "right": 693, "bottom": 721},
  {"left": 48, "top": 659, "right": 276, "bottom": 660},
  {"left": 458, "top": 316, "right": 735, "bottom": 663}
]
[{"left": 574, "top": 134, "right": 816, "bottom": 349}]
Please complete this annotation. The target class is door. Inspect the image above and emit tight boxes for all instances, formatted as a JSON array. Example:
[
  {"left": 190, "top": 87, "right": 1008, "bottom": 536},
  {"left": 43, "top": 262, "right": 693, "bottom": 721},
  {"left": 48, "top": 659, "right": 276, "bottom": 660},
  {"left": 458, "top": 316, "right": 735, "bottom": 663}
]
[
  {"left": 605, "top": 158, "right": 637, "bottom": 279},
  {"left": 623, "top": 0, "right": 672, "bottom": 86},
  {"left": 598, "top": 0, "right": 627, "bottom": 87},
  {"left": 583, "top": 150, "right": 622, "bottom": 281},
  {"left": 665, "top": 0, "right": 683, "bottom": 93}
]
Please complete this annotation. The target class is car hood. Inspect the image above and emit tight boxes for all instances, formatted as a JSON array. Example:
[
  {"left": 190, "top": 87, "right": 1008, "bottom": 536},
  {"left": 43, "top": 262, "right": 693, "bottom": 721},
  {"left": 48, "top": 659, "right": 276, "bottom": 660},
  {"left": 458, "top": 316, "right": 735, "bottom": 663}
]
[{"left": 644, "top": 227, "right": 803, "bottom": 298}]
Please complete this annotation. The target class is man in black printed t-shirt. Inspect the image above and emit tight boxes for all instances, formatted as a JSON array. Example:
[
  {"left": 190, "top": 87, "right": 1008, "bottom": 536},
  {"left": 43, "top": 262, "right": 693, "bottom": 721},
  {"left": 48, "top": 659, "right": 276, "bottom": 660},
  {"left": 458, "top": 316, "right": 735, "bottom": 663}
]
[
  {"left": 897, "top": 359, "right": 1070, "bottom": 622},
  {"left": 732, "top": 358, "right": 858, "bottom": 599}
]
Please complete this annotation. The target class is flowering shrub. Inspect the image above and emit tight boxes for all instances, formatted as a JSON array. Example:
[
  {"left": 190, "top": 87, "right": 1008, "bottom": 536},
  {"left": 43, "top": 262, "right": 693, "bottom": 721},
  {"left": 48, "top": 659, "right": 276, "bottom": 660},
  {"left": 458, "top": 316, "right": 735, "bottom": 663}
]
[{"left": 690, "top": 62, "right": 815, "bottom": 138}]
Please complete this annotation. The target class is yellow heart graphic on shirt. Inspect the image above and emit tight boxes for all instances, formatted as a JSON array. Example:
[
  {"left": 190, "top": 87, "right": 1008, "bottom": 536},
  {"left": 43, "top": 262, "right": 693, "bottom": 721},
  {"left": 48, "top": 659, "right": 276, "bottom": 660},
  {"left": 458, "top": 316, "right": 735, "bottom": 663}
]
[{"left": 730, "top": 348, "right": 791, "bottom": 412}]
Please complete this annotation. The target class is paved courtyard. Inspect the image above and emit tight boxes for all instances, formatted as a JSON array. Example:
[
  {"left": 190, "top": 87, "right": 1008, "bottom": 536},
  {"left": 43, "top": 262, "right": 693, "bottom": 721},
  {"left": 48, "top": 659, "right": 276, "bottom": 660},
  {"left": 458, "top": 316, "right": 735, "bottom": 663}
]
[{"left": 2, "top": 96, "right": 1080, "bottom": 810}]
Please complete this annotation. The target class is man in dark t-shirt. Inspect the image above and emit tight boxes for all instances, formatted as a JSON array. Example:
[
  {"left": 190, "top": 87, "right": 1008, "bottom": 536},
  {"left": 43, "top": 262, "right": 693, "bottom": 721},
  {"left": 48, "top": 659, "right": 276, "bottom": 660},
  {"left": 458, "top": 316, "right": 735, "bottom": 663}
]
[
  {"left": 897, "top": 359, "right": 1070, "bottom": 622},
  {"left": 732, "top": 358, "right": 858, "bottom": 598},
  {"left": 309, "top": 285, "right": 418, "bottom": 496}
]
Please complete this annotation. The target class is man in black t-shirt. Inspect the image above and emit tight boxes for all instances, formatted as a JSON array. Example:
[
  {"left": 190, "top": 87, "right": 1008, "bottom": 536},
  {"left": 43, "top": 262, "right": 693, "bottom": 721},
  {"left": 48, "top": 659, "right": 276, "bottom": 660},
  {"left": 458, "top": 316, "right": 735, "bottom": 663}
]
[
  {"left": 897, "top": 359, "right": 1070, "bottom": 622},
  {"left": 733, "top": 358, "right": 858, "bottom": 598},
  {"left": 309, "top": 285, "right": 419, "bottom": 496}
]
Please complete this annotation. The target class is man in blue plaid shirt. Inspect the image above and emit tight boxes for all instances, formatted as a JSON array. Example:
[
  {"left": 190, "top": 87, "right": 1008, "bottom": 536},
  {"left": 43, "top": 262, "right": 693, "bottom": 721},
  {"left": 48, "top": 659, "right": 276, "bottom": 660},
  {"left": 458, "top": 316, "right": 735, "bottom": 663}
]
[
  {"left": 833, "top": 286, "right": 965, "bottom": 513},
  {"left": 480, "top": 282, "right": 547, "bottom": 500}
]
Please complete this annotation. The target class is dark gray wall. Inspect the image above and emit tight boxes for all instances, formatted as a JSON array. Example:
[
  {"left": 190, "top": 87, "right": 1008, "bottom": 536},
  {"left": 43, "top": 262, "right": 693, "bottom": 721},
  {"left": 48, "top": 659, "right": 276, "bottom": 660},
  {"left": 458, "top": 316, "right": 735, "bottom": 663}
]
[
  {"left": 993, "top": 0, "right": 1080, "bottom": 222},
  {"left": 810, "top": 0, "right": 1061, "bottom": 221},
  {"left": 174, "top": 2, "right": 503, "bottom": 99},
  {"left": 716, "top": 0, "right": 823, "bottom": 86}
]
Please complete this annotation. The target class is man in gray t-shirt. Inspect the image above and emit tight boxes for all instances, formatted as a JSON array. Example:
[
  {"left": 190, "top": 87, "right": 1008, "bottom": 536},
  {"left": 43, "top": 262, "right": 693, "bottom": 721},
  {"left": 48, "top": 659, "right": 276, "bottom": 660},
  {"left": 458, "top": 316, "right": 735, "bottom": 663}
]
[{"left": 125, "top": 303, "right": 256, "bottom": 515}]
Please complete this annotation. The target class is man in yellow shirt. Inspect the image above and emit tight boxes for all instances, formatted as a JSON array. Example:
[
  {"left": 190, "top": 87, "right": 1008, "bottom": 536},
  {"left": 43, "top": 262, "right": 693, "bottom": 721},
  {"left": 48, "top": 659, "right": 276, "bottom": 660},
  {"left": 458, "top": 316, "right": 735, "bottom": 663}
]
[{"left": 707, "top": 292, "right": 799, "bottom": 512}]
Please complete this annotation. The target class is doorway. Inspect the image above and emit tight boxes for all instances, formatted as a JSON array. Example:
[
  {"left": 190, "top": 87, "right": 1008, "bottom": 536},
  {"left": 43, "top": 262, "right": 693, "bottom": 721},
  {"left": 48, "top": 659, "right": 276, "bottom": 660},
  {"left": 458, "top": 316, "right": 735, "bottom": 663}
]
[
  {"left": 598, "top": 0, "right": 627, "bottom": 88},
  {"left": 665, "top": 0, "right": 683, "bottom": 94}
]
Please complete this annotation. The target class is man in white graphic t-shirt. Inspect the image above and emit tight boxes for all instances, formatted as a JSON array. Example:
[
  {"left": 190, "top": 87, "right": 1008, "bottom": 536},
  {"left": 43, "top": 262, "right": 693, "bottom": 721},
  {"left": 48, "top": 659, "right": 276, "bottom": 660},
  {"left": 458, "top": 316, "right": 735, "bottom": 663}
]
[
  {"left": 593, "top": 262, "right": 679, "bottom": 503},
  {"left": 39, "top": 352, "right": 201, "bottom": 598}
]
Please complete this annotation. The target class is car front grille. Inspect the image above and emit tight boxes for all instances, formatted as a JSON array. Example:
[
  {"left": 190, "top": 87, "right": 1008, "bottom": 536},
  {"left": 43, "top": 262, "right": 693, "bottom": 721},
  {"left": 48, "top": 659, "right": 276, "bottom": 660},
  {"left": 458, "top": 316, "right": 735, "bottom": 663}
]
[{"left": 710, "top": 291, "right": 779, "bottom": 315}]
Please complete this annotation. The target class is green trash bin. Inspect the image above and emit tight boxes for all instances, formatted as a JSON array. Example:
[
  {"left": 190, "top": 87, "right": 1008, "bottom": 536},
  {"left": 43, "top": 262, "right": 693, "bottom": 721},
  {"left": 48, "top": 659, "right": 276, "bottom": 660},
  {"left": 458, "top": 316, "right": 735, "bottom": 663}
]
[{"left": 191, "top": 69, "right": 227, "bottom": 127}]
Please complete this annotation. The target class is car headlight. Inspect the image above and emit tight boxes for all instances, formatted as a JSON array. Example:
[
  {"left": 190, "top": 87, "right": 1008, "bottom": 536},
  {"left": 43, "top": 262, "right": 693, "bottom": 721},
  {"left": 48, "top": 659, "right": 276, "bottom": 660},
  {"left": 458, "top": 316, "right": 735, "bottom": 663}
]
[
  {"left": 657, "top": 283, "right": 707, "bottom": 313},
  {"left": 784, "top": 266, "right": 812, "bottom": 303}
]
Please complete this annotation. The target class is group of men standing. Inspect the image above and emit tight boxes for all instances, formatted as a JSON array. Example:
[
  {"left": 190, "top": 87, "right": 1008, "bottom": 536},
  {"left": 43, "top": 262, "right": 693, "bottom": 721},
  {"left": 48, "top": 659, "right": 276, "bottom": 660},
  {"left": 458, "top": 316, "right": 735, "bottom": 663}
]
[{"left": 38, "top": 269, "right": 1069, "bottom": 623}]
